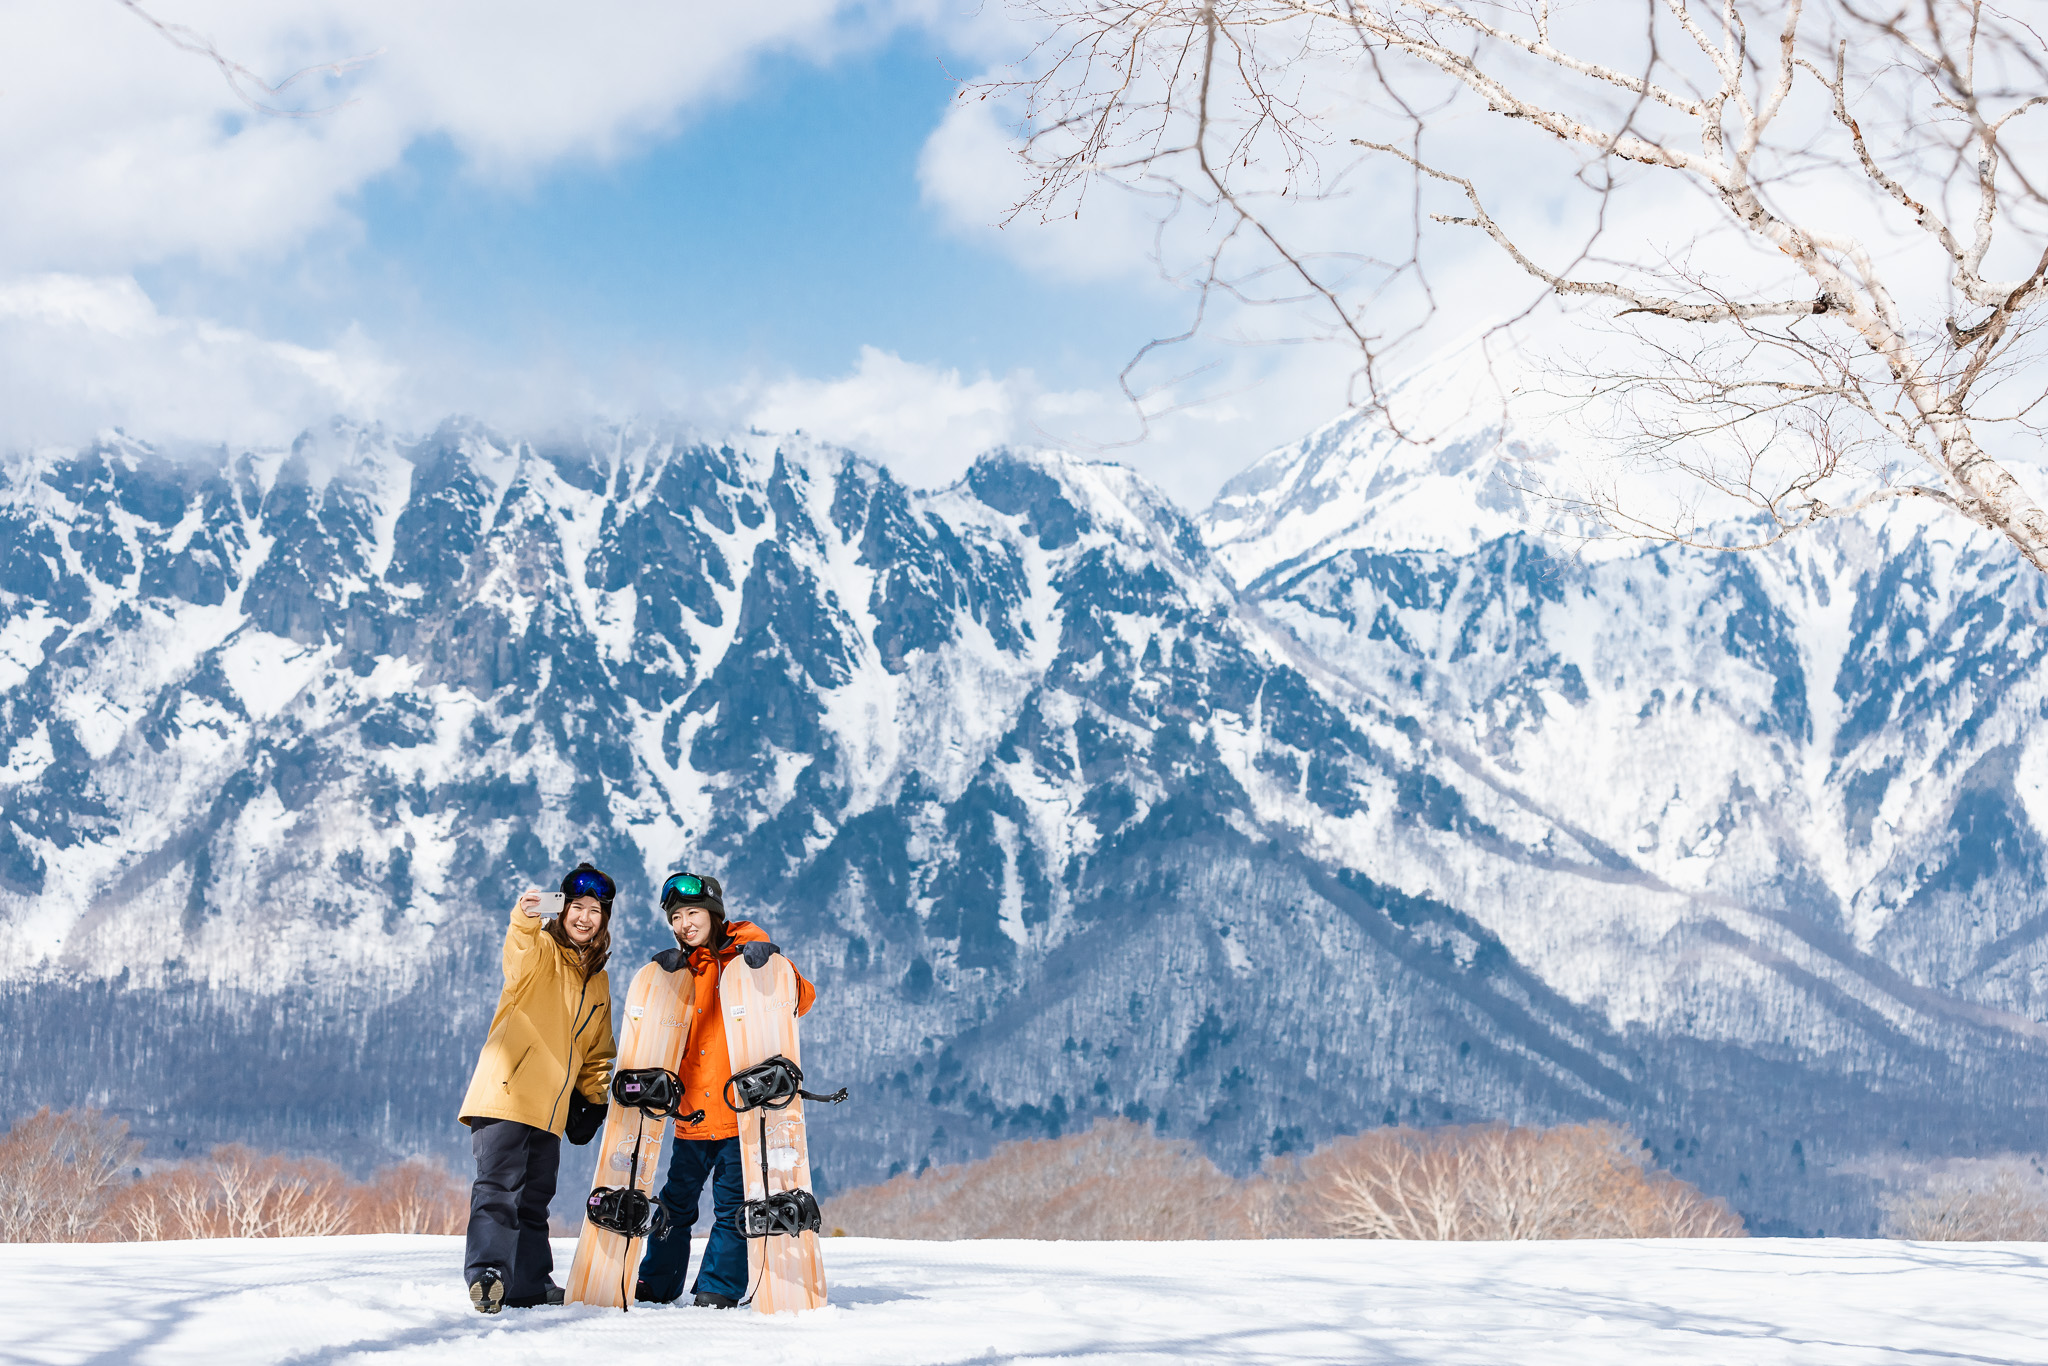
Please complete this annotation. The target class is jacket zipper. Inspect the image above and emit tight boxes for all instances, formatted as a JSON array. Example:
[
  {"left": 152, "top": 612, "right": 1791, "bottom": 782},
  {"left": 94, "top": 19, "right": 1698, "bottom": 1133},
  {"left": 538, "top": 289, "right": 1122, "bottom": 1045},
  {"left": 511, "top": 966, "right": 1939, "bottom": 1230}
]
[{"left": 550, "top": 974, "right": 599, "bottom": 1131}]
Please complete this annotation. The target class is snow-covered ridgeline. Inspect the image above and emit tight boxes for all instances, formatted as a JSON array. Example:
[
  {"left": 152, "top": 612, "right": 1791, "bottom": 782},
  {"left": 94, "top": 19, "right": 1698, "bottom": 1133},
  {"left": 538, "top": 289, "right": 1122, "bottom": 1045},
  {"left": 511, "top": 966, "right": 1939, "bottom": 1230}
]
[{"left": 0, "top": 404, "right": 2045, "bottom": 1233}]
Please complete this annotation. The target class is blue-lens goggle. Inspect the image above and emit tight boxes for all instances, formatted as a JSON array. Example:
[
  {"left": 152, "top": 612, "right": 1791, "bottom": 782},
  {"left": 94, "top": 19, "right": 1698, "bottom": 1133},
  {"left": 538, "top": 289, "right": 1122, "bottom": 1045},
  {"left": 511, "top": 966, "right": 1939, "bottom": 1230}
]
[{"left": 566, "top": 870, "right": 614, "bottom": 902}]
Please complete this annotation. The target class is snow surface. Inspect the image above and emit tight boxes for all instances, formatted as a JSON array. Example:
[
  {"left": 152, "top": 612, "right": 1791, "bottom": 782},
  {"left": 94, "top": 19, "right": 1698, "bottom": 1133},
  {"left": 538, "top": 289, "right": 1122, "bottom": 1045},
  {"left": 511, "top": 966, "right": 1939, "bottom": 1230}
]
[{"left": 9, "top": 1234, "right": 2047, "bottom": 1365}]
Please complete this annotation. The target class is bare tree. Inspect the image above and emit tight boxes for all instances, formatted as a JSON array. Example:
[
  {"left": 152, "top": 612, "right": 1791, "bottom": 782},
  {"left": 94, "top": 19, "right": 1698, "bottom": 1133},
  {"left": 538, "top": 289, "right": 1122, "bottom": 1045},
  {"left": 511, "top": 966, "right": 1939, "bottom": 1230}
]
[
  {"left": 1299, "top": 1122, "right": 1745, "bottom": 1239},
  {"left": 0, "top": 1108, "right": 474, "bottom": 1242},
  {"left": 821, "top": 1116, "right": 1740, "bottom": 1240},
  {"left": 995, "top": 1, "right": 2048, "bottom": 566},
  {"left": 822, "top": 1119, "right": 1252, "bottom": 1239},
  {"left": 1885, "top": 1161, "right": 2048, "bottom": 1239},
  {"left": 0, "top": 1108, "right": 137, "bottom": 1242},
  {"left": 350, "top": 1157, "right": 468, "bottom": 1236}
]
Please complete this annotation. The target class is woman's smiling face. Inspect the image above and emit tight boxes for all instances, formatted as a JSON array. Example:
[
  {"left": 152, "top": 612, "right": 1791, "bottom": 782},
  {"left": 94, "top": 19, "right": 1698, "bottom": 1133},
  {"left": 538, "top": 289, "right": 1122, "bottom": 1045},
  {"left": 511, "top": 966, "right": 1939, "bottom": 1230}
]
[
  {"left": 562, "top": 895, "right": 605, "bottom": 945},
  {"left": 670, "top": 903, "right": 716, "bottom": 948}
]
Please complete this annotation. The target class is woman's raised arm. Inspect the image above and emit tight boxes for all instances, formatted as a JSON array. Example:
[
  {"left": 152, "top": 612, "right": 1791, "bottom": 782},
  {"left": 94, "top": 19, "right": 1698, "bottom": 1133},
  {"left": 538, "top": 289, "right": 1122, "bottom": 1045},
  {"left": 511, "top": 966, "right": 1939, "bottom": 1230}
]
[{"left": 502, "top": 888, "right": 547, "bottom": 980}]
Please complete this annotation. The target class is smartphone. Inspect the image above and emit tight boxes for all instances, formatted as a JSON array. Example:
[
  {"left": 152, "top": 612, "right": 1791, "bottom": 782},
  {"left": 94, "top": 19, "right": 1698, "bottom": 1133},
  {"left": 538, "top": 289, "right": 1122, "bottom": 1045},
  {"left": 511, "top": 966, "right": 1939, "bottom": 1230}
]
[{"left": 536, "top": 892, "right": 566, "bottom": 917}]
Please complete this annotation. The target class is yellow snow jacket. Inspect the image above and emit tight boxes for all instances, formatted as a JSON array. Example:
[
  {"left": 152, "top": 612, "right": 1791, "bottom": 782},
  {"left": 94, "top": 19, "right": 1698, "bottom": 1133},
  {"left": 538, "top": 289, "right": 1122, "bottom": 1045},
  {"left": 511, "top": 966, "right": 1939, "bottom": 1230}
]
[{"left": 457, "top": 901, "right": 616, "bottom": 1134}]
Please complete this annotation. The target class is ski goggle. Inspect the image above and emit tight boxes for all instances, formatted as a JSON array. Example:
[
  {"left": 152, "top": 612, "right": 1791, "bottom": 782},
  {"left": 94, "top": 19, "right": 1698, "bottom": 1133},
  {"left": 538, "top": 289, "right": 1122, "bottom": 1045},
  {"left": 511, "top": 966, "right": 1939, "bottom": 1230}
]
[
  {"left": 565, "top": 869, "right": 615, "bottom": 902},
  {"left": 660, "top": 872, "right": 714, "bottom": 909}
]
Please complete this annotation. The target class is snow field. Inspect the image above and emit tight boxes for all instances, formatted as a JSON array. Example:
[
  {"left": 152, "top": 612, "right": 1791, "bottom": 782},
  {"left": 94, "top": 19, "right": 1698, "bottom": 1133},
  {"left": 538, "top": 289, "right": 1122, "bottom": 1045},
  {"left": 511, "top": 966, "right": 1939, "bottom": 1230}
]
[{"left": 9, "top": 1234, "right": 2048, "bottom": 1365}]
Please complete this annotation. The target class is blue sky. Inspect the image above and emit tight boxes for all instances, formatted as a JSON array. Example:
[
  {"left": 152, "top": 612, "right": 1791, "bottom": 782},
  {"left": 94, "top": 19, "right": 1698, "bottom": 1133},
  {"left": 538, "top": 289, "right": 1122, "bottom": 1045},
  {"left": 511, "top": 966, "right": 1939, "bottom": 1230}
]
[
  {"left": 0, "top": 2, "right": 1373, "bottom": 503},
  {"left": 159, "top": 32, "right": 1167, "bottom": 389}
]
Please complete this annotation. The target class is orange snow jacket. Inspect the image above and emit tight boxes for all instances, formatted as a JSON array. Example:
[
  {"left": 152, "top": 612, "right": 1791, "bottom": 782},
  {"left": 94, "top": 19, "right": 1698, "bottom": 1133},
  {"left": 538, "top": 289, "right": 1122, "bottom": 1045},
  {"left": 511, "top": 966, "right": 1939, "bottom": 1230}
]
[
  {"left": 665, "top": 920, "right": 815, "bottom": 1140},
  {"left": 457, "top": 901, "right": 617, "bottom": 1135}
]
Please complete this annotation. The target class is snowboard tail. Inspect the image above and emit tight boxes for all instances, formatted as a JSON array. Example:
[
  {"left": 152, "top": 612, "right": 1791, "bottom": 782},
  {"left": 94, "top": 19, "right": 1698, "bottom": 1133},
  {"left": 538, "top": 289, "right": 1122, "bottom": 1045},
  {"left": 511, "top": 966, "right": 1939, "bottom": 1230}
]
[
  {"left": 565, "top": 960, "right": 693, "bottom": 1309},
  {"left": 720, "top": 954, "right": 840, "bottom": 1313}
]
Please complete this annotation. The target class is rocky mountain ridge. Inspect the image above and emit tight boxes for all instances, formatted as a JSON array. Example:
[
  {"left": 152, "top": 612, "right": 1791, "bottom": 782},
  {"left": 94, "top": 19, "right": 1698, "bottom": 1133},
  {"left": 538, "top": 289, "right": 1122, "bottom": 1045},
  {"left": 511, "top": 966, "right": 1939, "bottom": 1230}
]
[{"left": 2, "top": 404, "right": 2043, "bottom": 1234}]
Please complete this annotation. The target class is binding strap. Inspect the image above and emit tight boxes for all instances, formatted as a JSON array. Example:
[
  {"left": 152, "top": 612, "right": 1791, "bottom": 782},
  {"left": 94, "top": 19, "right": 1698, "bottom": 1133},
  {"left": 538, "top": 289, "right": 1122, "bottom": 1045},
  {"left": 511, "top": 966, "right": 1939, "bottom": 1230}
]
[
  {"left": 723, "top": 1055, "right": 848, "bottom": 1114},
  {"left": 738, "top": 1189, "right": 822, "bottom": 1238}
]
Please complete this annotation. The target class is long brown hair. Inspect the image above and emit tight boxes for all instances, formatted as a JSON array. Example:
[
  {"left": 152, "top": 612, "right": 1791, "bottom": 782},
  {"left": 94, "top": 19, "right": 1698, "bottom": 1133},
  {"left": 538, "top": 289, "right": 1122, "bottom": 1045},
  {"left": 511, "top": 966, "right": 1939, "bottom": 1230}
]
[{"left": 544, "top": 902, "right": 611, "bottom": 981}]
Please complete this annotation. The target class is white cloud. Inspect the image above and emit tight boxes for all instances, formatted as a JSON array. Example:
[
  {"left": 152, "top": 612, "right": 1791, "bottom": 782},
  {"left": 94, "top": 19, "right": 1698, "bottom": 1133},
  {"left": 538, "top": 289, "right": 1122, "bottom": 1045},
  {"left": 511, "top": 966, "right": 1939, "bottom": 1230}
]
[
  {"left": 0, "top": 0, "right": 931, "bottom": 272},
  {"left": 751, "top": 347, "right": 1050, "bottom": 490},
  {"left": 746, "top": 340, "right": 1377, "bottom": 507},
  {"left": 918, "top": 95, "right": 1179, "bottom": 287},
  {"left": 0, "top": 273, "right": 395, "bottom": 448},
  {"left": 0, "top": 0, "right": 986, "bottom": 457}
]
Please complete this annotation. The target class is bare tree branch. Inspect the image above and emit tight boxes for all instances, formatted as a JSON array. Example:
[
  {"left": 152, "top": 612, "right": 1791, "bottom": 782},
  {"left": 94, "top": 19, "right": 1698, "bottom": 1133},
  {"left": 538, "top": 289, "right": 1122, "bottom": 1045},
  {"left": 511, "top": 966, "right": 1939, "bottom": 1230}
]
[
  {"left": 115, "top": 0, "right": 379, "bottom": 118},
  {"left": 992, "top": 0, "right": 2048, "bottom": 568}
]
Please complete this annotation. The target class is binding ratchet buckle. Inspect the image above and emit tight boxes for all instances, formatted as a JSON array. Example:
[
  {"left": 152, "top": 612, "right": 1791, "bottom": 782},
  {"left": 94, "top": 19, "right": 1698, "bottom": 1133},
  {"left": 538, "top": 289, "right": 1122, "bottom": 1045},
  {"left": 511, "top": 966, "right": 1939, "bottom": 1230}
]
[
  {"left": 722, "top": 1055, "right": 848, "bottom": 1114},
  {"left": 611, "top": 1067, "right": 705, "bottom": 1125},
  {"left": 586, "top": 1186, "right": 669, "bottom": 1239},
  {"left": 739, "top": 1189, "right": 822, "bottom": 1238}
]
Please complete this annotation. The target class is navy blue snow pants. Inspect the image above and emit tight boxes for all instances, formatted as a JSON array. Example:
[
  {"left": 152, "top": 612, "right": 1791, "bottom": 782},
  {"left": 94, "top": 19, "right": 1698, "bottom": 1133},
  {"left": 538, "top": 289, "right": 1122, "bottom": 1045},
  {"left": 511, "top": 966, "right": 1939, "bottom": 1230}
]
[
  {"left": 635, "top": 1135, "right": 748, "bottom": 1302},
  {"left": 465, "top": 1118, "right": 560, "bottom": 1306}
]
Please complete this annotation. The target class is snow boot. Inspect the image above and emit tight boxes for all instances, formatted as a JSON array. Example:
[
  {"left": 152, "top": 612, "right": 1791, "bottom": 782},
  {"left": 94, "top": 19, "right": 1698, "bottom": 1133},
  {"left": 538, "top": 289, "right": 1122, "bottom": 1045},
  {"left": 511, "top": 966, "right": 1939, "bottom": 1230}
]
[
  {"left": 505, "top": 1280, "right": 565, "bottom": 1309},
  {"left": 469, "top": 1268, "right": 505, "bottom": 1315},
  {"left": 693, "top": 1291, "right": 738, "bottom": 1309}
]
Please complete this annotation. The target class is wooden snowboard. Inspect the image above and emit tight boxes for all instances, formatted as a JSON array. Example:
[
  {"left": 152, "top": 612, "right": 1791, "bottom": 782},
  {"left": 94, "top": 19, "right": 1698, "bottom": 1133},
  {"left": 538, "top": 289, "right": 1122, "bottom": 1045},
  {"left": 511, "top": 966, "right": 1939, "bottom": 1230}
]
[
  {"left": 720, "top": 952, "right": 827, "bottom": 1314},
  {"left": 565, "top": 959, "right": 693, "bottom": 1308}
]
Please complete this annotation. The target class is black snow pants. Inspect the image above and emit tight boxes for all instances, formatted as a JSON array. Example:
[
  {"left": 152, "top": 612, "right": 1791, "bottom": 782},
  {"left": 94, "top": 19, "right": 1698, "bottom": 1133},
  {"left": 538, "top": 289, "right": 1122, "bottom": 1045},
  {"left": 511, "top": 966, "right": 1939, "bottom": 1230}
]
[{"left": 465, "top": 1118, "right": 560, "bottom": 1305}]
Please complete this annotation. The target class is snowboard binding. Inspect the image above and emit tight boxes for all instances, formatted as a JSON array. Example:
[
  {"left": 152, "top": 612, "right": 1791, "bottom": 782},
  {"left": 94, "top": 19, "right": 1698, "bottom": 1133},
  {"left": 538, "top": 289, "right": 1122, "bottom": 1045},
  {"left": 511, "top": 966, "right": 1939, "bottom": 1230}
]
[
  {"left": 738, "top": 1189, "right": 822, "bottom": 1238},
  {"left": 722, "top": 1055, "right": 848, "bottom": 1113},
  {"left": 586, "top": 1185, "right": 670, "bottom": 1240},
  {"left": 611, "top": 1066, "right": 705, "bottom": 1124}
]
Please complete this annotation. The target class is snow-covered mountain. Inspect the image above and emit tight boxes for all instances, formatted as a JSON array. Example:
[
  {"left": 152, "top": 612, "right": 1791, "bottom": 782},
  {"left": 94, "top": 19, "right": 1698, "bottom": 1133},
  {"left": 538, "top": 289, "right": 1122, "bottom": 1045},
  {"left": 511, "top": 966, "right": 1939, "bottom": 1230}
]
[{"left": 2, "top": 399, "right": 2043, "bottom": 1234}]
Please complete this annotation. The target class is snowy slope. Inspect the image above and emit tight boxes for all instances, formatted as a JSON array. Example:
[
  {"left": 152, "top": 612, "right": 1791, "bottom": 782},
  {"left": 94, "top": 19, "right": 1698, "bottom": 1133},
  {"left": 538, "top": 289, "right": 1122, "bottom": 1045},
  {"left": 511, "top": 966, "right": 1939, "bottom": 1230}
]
[
  {"left": 1202, "top": 338, "right": 1580, "bottom": 588},
  {"left": 1199, "top": 373, "right": 2048, "bottom": 1021},
  {"left": 12, "top": 1234, "right": 2048, "bottom": 1366},
  {"left": 2, "top": 408, "right": 2046, "bottom": 1236}
]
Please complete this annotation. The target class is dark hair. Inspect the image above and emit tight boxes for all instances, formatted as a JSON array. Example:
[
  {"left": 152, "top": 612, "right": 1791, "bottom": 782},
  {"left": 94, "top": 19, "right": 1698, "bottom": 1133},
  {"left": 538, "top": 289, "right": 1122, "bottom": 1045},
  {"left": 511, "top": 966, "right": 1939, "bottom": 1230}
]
[{"left": 547, "top": 862, "right": 613, "bottom": 980}]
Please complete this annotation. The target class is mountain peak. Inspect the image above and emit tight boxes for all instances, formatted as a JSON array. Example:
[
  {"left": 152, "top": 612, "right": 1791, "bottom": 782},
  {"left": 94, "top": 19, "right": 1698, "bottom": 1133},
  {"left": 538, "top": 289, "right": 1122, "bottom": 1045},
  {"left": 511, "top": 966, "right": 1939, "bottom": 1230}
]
[{"left": 1198, "top": 335, "right": 1561, "bottom": 590}]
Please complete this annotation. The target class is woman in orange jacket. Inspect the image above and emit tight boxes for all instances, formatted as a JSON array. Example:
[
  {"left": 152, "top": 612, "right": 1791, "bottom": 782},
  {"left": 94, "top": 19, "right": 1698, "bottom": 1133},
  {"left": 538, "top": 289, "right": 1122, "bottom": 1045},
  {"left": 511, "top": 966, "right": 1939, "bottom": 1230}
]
[
  {"left": 457, "top": 862, "right": 618, "bottom": 1313},
  {"left": 634, "top": 871, "right": 815, "bottom": 1307}
]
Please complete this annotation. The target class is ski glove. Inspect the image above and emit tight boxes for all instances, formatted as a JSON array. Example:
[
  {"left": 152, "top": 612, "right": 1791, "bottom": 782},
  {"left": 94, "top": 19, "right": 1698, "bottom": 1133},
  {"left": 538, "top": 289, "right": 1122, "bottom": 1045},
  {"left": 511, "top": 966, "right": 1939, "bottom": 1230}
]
[
  {"left": 565, "top": 1090, "right": 607, "bottom": 1146},
  {"left": 740, "top": 941, "right": 780, "bottom": 969}
]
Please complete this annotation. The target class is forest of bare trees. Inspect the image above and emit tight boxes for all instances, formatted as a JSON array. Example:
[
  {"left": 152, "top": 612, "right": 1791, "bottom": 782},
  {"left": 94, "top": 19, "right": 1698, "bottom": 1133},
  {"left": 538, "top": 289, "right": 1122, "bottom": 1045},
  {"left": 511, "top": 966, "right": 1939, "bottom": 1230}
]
[
  {"left": 0, "top": 1108, "right": 465, "bottom": 1243},
  {"left": 1884, "top": 1160, "right": 2048, "bottom": 1240},
  {"left": 16, "top": 1106, "right": 2048, "bottom": 1244},
  {"left": 823, "top": 1118, "right": 1745, "bottom": 1240}
]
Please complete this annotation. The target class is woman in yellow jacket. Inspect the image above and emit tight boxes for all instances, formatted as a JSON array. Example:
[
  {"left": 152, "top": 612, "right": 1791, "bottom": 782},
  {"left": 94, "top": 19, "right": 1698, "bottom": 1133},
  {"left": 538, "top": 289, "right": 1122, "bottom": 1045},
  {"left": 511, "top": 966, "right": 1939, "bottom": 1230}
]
[{"left": 458, "top": 862, "right": 618, "bottom": 1313}]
